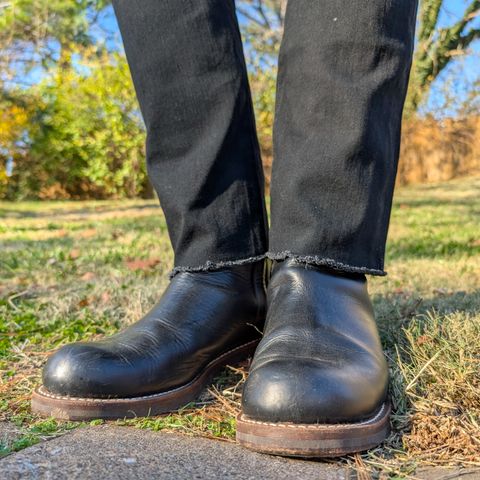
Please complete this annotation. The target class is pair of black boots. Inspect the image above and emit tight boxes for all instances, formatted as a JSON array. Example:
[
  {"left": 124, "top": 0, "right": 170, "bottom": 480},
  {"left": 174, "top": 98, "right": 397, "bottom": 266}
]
[{"left": 32, "top": 260, "right": 389, "bottom": 457}]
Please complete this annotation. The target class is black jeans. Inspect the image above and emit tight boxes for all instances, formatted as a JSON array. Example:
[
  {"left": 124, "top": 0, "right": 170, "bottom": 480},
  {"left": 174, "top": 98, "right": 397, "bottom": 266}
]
[{"left": 113, "top": 0, "right": 418, "bottom": 276}]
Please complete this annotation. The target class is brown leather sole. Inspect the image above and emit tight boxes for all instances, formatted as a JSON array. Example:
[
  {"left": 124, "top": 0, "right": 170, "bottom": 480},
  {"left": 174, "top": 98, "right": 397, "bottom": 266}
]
[
  {"left": 31, "top": 340, "right": 259, "bottom": 421},
  {"left": 236, "top": 402, "right": 391, "bottom": 458}
]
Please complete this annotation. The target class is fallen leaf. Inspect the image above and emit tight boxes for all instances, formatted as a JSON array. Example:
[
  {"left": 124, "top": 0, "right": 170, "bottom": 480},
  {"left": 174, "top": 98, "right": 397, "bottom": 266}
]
[
  {"left": 69, "top": 249, "right": 81, "bottom": 260},
  {"left": 125, "top": 258, "right": 160, "bottom": 271},
  {"left": 80, "top": 272, "right": 96, "bottom": 281},
  {"left": 54, "top": 229, "right": 68, "bottom": 238},
  {"left": 79, "top": 228, "right": 97, "bottom": 239},
  {"left": 78, "top": 297, "right": 89, "bottom": 308},
  {"left": 100, "top": 292, "right": 111, "bottom": 304}
]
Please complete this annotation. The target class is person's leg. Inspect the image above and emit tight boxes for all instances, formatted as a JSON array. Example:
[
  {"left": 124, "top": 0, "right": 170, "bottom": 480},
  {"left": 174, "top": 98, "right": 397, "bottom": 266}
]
[
  {"left": 32, "top": 0, "right": 267, "bottom": 420},
  {"left": 268, "top": 0, "right": 416, "bottom": 273},
  {"left": 115, "top": 0, "right": 268, "bottom": 274},
  {"left": 238, "top": 0, "right": 418, "bottom": 457}
]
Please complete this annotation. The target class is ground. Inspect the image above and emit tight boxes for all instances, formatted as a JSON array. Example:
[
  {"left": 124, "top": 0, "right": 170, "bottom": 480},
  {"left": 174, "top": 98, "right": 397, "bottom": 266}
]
[{"left": 1, "top": 176, "right": 479, "bottom": 478}]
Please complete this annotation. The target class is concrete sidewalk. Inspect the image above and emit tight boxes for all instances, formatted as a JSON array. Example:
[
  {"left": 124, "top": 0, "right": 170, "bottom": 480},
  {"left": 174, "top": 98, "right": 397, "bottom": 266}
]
[
  {"left": 1, "top": 424, "right": 480, "bottom": 479},
  {"left": 1, "top": 425, "right": 350, "bottom": 480}
]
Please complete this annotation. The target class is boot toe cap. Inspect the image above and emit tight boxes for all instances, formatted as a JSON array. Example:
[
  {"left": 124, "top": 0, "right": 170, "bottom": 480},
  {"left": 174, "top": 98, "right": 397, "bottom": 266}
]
[
  {"left": 42, "top": 343, "right": 118, "bottom": 398},
  {"left": 241, "top": 358, "right": 388, "bottom": 424}
]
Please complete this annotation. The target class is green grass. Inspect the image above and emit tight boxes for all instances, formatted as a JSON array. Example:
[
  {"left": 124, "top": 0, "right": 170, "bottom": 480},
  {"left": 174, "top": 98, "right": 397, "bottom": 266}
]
[{"left": 1, "top": 176, "right": 479, "bottom": 477}]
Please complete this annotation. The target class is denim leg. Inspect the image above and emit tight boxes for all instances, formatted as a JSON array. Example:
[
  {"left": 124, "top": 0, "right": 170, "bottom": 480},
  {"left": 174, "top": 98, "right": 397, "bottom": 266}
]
[
  {"left": 113, "top": 0, "right": 268, "bottom": 275},
  {"left": 268, "top": 0, "right": 418, "bottom": 275}
]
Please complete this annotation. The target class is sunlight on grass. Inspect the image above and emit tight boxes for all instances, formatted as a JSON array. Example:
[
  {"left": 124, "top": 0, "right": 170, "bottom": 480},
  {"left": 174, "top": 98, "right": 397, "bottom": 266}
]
[{"left": 1, "top": 176, "right": 479, "bottom": 476}]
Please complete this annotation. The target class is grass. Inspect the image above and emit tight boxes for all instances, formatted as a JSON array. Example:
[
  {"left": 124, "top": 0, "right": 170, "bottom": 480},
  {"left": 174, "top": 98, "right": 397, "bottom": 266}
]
[{"left": 1, "top": 176, "right": 479, "bottom": 477}]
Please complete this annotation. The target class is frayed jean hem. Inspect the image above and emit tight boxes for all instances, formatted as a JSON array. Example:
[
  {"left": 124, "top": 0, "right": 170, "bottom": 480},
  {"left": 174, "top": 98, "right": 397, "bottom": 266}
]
[
  {"left": 169, "top": 253, "right": 267, "bottom": 279},
  {"left": 266, "top": 251, "right": 386, "bottom": 276}
]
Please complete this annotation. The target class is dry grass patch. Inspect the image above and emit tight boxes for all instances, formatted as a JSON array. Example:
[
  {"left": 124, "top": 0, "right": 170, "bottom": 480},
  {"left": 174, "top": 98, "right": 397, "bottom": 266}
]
[{"left": 399, "top": 312, "right": 480, "bottom": 465}]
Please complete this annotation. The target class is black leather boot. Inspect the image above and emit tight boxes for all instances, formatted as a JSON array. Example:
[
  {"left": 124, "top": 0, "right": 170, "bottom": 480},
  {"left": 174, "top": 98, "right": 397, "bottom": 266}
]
[
  {"left": 32, "top": 261, "right": 266, "bottom": 420},
  {"left": 236, "top": 259, "right": 389, "bottom": 457}
]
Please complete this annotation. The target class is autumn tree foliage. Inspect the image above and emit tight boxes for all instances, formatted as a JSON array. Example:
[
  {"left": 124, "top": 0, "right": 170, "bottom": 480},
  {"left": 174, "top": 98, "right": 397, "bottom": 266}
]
[{"left": 0, "top": 0, "right": 148, "bottom": 199}]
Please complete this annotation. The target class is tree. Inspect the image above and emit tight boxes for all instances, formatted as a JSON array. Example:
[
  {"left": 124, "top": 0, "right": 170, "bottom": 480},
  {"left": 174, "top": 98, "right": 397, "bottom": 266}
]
[
  {"left": 237, "top": 0, "right": 286, "bottom": 60},
  {"left": 7, "top": 47, "right": 147, "bottom": 200},
  {"left": 406, "top": 0, "right": 480, "bottom": 114},
  {"left": 0, "top": 1, "right": 150, "bottom": 200},
  {"left": 0, "top": 0, "right": 111, "bottom": 85},
  {"left": 0, "top": 92, "right": 31, "bottom": 198}
]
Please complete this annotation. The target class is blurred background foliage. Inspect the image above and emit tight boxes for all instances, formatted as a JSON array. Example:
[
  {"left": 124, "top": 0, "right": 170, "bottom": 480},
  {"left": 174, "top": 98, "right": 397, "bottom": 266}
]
[{"left": 0, "top": 0, "right": 479, "bottom": 199}]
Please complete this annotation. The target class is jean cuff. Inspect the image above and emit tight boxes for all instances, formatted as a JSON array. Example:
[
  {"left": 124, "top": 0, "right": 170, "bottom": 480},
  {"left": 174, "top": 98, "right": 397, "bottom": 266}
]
[
  {"left": 266, "top": 251, "right": 386, "bottom": 276},
  {"left": 170, "top": 253, "right": 267, "bottom": 278}
]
